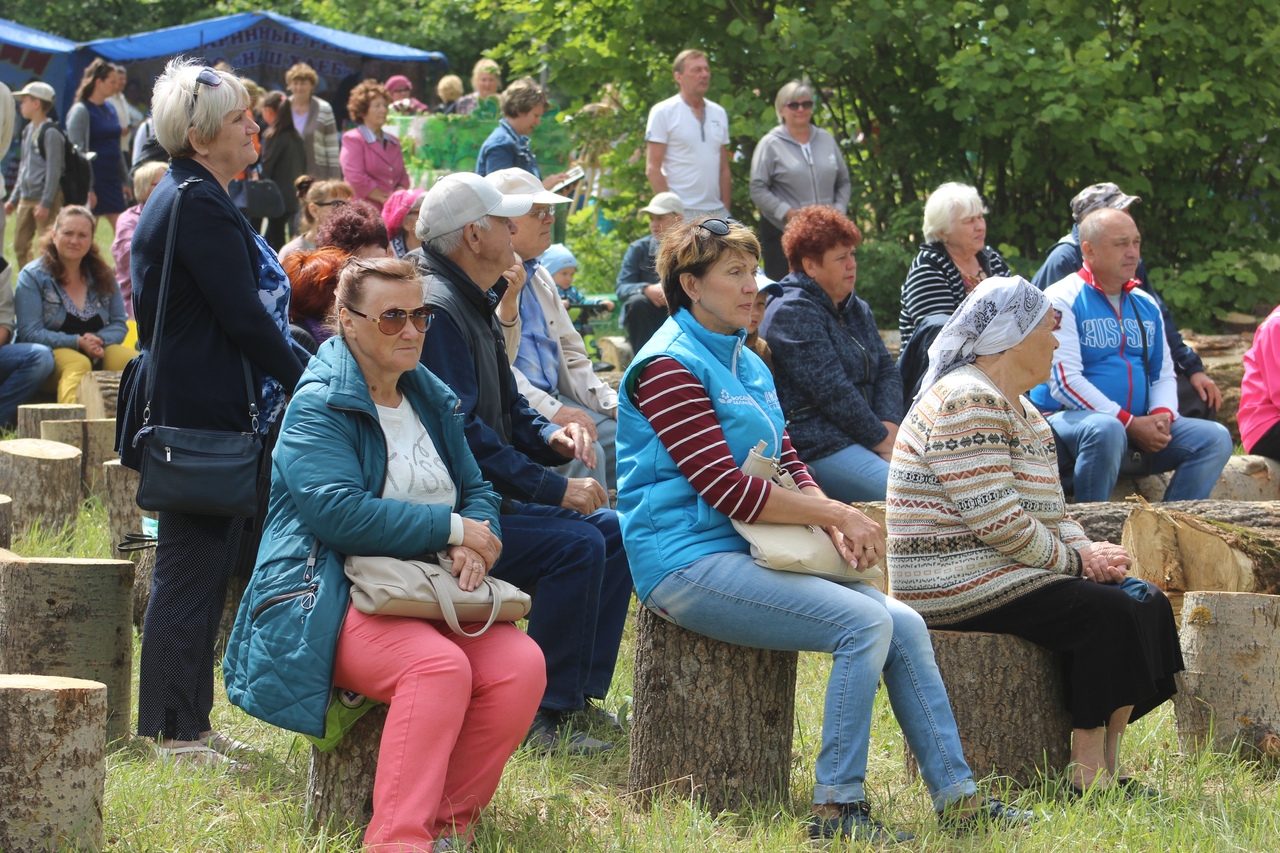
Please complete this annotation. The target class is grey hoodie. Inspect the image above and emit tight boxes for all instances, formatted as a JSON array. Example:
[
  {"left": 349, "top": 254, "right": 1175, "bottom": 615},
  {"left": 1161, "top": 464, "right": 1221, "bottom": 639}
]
[{"left": 749, "top": 124, "right": 851, "bottom": 230}]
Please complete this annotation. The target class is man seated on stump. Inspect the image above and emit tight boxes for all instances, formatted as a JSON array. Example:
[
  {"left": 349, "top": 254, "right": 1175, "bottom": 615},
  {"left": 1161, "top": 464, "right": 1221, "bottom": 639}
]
[
  {"left": 1031, "top": 181, "right": 1222, "bottom": 419},
  {"left": 487, "top": 167, "right": 619, "bottom": 491},
  {"left": 408, "top": 172, "right": 631, "bottom": 754},
  {"left": 1029, "top": 208, "right": 1233, "bottom": 503}
]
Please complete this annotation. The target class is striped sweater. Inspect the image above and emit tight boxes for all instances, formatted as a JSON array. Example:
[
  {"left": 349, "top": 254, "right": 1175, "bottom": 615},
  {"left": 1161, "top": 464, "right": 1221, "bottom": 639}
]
[
  {"left": 898, "top": 242, "right": 1011, "bottom": 345},
  {"left": 886, "top": 364, "right": 1089, "bottom": 625},
  {"left": 636, "top": 357, "right": 816, "bottom": 521}
]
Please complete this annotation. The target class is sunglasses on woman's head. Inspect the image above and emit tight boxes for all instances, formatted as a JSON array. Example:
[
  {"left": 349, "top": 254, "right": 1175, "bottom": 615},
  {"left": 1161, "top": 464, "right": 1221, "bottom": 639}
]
[
  {"left": 315, "top": 199, "right": 348, "bottom": 208},
  {"left": 190, "top": 67, "right": 222, "bottom": 115},
  {"left": 346, "top": 305, "right": 434, "bottom": 335},
  {"left": 696, "top": 218, "right": 731, "bottom": 236},
  {"left": 785, "top": 100, "right": 815, "bottom": 111}
]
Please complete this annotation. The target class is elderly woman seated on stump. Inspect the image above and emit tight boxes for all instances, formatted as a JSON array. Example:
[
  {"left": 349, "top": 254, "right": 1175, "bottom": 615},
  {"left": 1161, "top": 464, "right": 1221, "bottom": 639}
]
[
  {"left": 616, "top": 217, "right": 1035, "bottom": 842},
  {"left": 885, "top": 275, "right": 1183, "bottom": 798}
]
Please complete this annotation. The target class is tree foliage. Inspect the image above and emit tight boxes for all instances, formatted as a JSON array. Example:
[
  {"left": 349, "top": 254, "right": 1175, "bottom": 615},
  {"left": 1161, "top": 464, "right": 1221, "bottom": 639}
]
[{"left": 494, "top": 0, "right": 1280, "bottom": 327}]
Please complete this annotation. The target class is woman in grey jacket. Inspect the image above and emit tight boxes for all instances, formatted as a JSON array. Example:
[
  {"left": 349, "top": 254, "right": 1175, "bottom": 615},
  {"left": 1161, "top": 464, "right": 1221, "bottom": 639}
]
[{"left": 749, "top": 80, "right": 851, "bottom": 280}]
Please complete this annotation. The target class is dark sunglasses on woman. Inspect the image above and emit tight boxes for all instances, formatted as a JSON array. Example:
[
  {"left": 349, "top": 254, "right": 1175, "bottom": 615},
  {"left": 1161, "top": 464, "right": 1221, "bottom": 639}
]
[{"left": 346, "top": 306, "right": 435, "bottom": 335}]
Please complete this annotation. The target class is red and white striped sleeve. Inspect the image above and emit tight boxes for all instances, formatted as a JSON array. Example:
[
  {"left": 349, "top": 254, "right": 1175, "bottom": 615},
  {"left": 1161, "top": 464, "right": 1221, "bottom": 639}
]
[{"left": 635, "top": 357, "right": 815, "bottom": 523}]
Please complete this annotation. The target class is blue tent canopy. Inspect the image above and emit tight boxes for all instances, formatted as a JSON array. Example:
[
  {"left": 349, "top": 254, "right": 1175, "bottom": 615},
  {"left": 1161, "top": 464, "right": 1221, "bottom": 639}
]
[
  {"left": 0, "top": 17, "right": 78, "bottom": 55},
  {"left": 80, "top": 11, "right": 445, "bottom": 65}
]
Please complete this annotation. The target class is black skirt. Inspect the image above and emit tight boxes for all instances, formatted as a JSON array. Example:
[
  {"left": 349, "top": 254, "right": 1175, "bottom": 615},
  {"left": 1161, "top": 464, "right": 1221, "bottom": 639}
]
[{"left": 949, "top": 578, "right": 1183, "bottom": 729}]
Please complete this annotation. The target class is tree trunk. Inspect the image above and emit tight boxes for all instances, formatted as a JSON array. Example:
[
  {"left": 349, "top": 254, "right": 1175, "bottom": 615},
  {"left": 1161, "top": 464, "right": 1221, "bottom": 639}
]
[
  {"left": 39, "top": 419, "right": 118, "bottom": 498},
  {"left": 0, "top": 439, "right": 83, "bottom": 536},
  {"left": 0, "top": 551, "right": 135, "bottom": 744},
  {"left": 0, "top": 494, "right": 11, "bottom": 550},
  {"left": 905, "top": 631, "right": 1072, "bottom": 787},
  {"left": 77, "top": 370, "right": 122, "bottom": 421},
  {"left": 1069, "top": 499, "right": 1280, "bottom": 546},
  {"left": 1122, "top": 506, "right": 1280, "bottom": 622},
  {"left": 16, "top": 403, "right": 87, "bottom": 440},
  {"left": 0, "top": 674, "right": 107, "bottom": 853},
  {"left": 628, "top": 606, "right": 796, "bottom": 812},
  {"left": 307, "top": 704, "right": 389, "bottom": 831},
  {"left": 1173, "top": 591, "right": 1280, "bottom": 758}
]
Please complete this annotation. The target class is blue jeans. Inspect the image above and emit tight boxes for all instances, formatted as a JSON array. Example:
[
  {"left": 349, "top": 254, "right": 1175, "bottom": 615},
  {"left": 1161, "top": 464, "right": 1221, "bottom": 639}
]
[
  {"left": 645, "top": 552, "right": 976, "bottom": 810},
  {"left": 0, "top": 343, "right": 55, "bottom": 426},
  {"left": 490, "top": 504, "right": 632, "bottom": 712},
  {"left": 1049, "top": 409, "right": 1234, "bottom": 503},
  {"left": 806, "top": 443, "right": 890, "bottom": 502}
]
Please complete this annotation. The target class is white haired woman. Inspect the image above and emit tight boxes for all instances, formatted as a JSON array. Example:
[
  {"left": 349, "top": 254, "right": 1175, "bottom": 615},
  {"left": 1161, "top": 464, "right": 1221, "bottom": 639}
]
[
  {"left": 887, "top": 276, "right": 1182, "bottom": 798},
  {"left": 116, "top": 57, "right": 306, "bottom": 766},
  {"left": 896, "top": 182, "right": 1012, "bottom": 400},
  {"left": 749, "top": 80, "right": 851, "bottom": 281}
]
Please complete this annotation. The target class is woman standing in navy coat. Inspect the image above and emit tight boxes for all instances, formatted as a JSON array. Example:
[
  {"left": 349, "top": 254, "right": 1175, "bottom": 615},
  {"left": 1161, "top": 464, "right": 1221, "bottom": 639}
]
[{"left": 116, "top": 58, "right": 305, "bottom": 767}]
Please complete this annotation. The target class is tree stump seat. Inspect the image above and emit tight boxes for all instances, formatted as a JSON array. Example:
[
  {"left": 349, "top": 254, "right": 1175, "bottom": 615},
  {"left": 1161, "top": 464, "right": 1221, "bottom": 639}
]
[
  {"left": 0, "top": 549, "right": 135, "bottom": 743},
  {"left": 15, "top": 402, "right": 86, "bottom": 440},
  {"left": 627, "top": 605, "right": 797, "bottom": 812},
  {"left": 307, "top": 703, "right": 389, "bottom": 831},
  {"left": 40, "top": 419, "right": 118, "bottom": 498},
  {"left": 0, "top": 674, "right": 107, "bottom": 852},
  {"left": 0, "top": 438, "right": 82, "bottom": 536},
  {"left": 906, "top": 630, "right": 1072, "bottom": 787}
]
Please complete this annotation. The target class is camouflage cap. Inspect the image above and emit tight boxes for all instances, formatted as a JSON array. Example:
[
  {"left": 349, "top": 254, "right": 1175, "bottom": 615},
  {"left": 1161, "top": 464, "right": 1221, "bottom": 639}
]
[{"left": 1071, "top": 182, "right": 1141, "bottom": 222}]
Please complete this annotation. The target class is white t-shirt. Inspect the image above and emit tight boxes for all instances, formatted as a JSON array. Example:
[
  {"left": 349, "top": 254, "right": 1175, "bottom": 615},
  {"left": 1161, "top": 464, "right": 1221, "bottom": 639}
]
[
  {"left": 292, "top": 106, "right": 310, "bottom": 133},
  {"left": 376, "top": 396, "right": 464, "bottom": 545},
  {"left": 645, "top": 94, "right": 729, "bottom": 212}
]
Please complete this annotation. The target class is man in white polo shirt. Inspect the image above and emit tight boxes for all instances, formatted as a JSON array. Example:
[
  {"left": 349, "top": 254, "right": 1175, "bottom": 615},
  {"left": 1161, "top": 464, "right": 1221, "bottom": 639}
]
[{"left": 644, "top": 49, "right": 731, "bottom": 219}]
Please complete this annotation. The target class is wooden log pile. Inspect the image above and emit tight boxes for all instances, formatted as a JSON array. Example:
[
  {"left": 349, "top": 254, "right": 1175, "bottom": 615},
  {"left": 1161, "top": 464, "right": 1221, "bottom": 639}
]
[{"left": 1122, "top": 505, "right": 1280, "bottom": 622}]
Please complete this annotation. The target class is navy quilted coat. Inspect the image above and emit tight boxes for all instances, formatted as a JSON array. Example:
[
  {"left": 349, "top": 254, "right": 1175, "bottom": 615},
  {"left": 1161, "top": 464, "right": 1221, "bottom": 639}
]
[{"left": 222, "top": 335, "right": 502, "bottom": 737}]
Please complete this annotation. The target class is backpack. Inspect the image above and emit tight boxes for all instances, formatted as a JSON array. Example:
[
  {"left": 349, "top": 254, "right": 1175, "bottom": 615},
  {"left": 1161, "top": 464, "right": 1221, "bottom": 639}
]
[{"left": 35, "top": 120, "right": 93, "bottom": 207}]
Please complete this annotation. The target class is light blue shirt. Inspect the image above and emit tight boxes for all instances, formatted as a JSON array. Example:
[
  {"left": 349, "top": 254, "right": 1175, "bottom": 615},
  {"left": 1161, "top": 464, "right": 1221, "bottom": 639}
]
[{"left": 514, "top": 263, "right": 561, "bottom": 395}]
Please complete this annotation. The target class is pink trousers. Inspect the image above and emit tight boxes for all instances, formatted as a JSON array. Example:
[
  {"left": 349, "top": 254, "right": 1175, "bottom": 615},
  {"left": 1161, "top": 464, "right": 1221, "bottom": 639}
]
[{"left": 333, "top": 606, "right": 546, "bottom": 851}]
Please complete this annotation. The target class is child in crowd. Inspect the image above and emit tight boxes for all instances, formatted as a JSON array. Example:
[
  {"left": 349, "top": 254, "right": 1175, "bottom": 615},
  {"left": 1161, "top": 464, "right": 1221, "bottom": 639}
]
[
  {"left": 541, "top": 244, "right": 615, "bottom": 314},
  {"left": 5, "top": 82, "right": 64, "bottom": 270}
]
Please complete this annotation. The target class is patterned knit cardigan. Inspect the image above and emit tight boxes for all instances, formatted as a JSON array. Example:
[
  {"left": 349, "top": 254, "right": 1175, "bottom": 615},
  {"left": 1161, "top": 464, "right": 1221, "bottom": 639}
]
[{"left": 886, "top": 364, "right": 1089, "bottom": 626}]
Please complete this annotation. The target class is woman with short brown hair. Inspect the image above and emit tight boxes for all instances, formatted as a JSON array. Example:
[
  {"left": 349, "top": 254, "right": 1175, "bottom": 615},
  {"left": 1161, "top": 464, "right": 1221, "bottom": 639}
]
[{"left": 339, "top": 80, "right": 410, "bottom": 205}]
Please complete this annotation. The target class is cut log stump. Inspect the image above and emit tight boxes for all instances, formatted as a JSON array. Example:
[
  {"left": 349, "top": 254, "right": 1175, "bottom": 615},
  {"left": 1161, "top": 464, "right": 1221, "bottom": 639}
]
[
  {"left": 596, "top": 336, "right": 634, "bottom": 372},
  {"left": 628, "top": 606, "right": 796, "bottom": 812},
  {"left": 103, "top": 459, "right": 146, "bottom": 559},
  {"left": 1208, "top": 456, "right": 1280, "bottom": 502},
  {"left": 307, "top": 704, "right": 389, "bottom": 831},
  {"left": 0, "top": 494, "right": 11, "bottom": 550},
  {"left": 40, "top": 419, "right": 118, "bottom": 498},
  {"left": 906, "top": 631, "right": 1072, "bottom": 787},
  {"left": 1122, "top": 506, "right": 1280, "bottom": 622},
  {"left": 132, "top": 546, "right": 155, "bottom": 634},
  {"left": 77, "top": 370, "right": 122, "bottom": 421},
  {"left": 0, "top": 674, "right": 107, "bottom": 853},
  {"left": 0, "top": 549, "right": 135, "bottom": 743},
  {"left": 1173, "top": 591, "right": 1280, "bottom": 758},
  {"left": 0, "top": 439, "right": 82, "bottom": 536},
  {"left": 16, "top": 403, "right": 87, "bottom": 440}
]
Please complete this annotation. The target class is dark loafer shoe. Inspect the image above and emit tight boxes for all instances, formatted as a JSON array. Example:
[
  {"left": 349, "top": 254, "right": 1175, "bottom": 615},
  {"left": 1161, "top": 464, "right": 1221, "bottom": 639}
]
[
  {"left": 939, "top": 797, "right": 1040, "bottom": 835},
  {"left": 807, "top": 801, "right": 914, "bottom": 843}
]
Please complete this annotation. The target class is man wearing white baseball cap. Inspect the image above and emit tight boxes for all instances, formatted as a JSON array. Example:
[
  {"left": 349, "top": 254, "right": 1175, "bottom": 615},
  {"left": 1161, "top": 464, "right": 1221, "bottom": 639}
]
[
  {"left": 486, "top": 167, "right": 620, "bottom": 492},
  {"left": 410, "top": 171, "right": 629, "bottom": 754}
]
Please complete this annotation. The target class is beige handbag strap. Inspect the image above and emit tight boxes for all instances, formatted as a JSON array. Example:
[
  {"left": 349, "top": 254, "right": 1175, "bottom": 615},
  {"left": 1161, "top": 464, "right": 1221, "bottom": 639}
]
[{"left": 424, "top": 569, "right": 504, "bottom": 638}]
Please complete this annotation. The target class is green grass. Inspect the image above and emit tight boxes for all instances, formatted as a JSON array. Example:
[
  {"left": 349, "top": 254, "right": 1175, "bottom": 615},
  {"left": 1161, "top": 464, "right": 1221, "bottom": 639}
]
[{"left": 14, "top": 501, "right": 1280, "bottom": 851}]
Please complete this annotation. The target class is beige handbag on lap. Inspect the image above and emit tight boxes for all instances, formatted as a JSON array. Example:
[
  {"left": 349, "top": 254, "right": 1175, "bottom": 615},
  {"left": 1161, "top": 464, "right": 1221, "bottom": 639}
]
[
  {"left": 344, "top": 553, "right": 532, "bottom": 637},
  {"left": 731, "top": 440, "right": 883, "bottom": 584}
]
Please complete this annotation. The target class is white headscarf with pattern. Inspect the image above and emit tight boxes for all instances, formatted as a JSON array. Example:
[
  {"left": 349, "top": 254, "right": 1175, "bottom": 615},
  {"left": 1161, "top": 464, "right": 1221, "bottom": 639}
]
[{"left": 914, "top": 275, "right": 1051, "bottom": 405}]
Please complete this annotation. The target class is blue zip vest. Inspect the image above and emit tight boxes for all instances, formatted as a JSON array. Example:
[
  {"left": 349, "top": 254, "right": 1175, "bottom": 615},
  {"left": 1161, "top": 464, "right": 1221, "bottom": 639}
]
[{"left": 617, "top": 308, "right": 785, "bottom": 602}]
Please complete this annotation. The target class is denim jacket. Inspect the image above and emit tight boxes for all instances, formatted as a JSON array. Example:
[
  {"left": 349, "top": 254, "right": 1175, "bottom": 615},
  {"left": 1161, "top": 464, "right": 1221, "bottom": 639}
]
[{"left": 14, "top": 257, "right": 128, "bottom": 350}]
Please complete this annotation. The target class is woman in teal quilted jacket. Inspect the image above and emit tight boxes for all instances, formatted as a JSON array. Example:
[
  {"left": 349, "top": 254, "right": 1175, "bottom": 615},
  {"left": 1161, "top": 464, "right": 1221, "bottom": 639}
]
[{"left": 223, "top": 257, "right": 545, "bottom": 852}]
